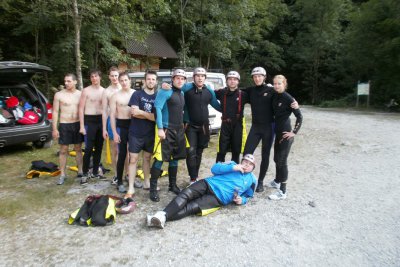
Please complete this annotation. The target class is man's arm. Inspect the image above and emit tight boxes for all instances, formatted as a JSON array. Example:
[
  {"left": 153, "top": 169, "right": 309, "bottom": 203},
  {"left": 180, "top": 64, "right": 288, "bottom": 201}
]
[
  {"left": 78, "top": 89, "right": 87, "bottom": 135},
  {"left": 206, "top": 86, "right": 222, "bottom": 112},
  {"left": 109, "top": 94, "right": 120, "bottom": 143},
  {"left": 101, "top": 90, "right": 109, "bottom": 139},
  {"left": 131, "top": 106, "right": 155, "bottom": 121},
  {"left": 52, "top": 92, "right": 60, "bottom": 139},
  {"left": 210, "top": 162, "right": 236, "bottom": 175}
]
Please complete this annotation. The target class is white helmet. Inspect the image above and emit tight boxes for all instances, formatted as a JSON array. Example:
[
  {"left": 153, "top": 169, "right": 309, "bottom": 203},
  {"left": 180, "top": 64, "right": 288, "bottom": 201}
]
[
  {"left": 242, "top": 154, "right": 256, "bottom": 167},
  {"left": 172, "top": 69, "right": 186, "bottom": 78},
  {"left": 193, "top": 67, "right": 207, "bottom": 77},
  {"left": 251, "top": 67, "right": 266, "bottom": 76},
  {"left": 226, "top": 71, "right": 240, "bottom": 81}
]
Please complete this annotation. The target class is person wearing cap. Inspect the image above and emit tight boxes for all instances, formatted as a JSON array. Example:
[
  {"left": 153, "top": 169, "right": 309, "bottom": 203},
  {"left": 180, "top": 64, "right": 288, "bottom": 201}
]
[
  {"left": 215, "top": 70, "right": 249, "bottom": 164},
  {"left": 242, "top": 67, "right": 298, "bottom": 193},
  {"left": 182, "top": 67, "right": 221, "bottom": 183},
  {"left": 149, "top": 69, "right": 187, "bottom": 202},
  {"left": 147, "top": 154, "right": 257, "bottom": 229}
]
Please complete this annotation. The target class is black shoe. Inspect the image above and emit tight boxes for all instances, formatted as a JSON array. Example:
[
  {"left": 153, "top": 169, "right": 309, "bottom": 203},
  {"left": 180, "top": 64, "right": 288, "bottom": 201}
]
[
  {"left": 255, "top": 183, "right": 264, "bottom": 193},
  {"left": 168, "top": 184, "right": 181, "bottom": 195},
  {"left": 150, "top": 191, "right": 160, "bottom": 202}
]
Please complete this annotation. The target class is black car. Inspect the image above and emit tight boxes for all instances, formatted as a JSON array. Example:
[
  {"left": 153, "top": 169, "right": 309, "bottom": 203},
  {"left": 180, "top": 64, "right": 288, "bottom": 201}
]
[{"left": 0, "top": 61, "right": 53, "bottom": 148}]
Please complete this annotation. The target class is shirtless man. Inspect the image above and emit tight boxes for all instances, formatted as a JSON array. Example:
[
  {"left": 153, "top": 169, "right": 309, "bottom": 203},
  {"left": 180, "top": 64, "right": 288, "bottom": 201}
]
[
  {"left": 102, "top": 67, "right": 121, "bottom": 184},
  {"left": 110, "top": 72, "right": 135, "bottom": 193},
  {"left": 52, "top": 73, "right": 83, "bottom": 185},
  {"left": 79, "top": 70, "right": 105, "bottom": 185}
]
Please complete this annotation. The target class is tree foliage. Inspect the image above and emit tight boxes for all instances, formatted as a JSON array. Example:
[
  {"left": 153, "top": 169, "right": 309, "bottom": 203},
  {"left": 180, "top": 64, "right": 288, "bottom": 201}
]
[{"left": 0, "top": 0, "right": 399, "bottom": 106}]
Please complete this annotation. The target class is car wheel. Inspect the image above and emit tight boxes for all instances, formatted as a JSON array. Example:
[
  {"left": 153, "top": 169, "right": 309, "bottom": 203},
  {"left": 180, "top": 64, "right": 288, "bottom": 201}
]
[{"left": 33, "top": 140, "right": 53, "bottom": 149}]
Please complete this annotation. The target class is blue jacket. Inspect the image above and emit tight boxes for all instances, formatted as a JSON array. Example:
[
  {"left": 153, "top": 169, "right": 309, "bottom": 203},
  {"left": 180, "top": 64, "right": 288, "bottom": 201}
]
[{"left": 205, "top": 162, "right": 257, "bottom": 205}]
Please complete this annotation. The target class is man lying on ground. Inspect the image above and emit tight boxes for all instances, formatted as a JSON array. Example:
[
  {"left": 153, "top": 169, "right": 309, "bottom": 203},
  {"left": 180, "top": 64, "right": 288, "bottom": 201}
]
[{"left": 147, "top": 154, "right": 257, "bottom": 229}]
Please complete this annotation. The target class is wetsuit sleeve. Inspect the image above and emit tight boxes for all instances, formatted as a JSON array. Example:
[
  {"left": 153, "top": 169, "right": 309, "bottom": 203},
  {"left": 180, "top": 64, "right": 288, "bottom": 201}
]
[
  {"left": 292, "top": 108, "right": 303, "bottom": 134},
  {"left": 210, "top": 162, "right": 235, "bottom": 175},
  {"left": 207, "top": 85, "right": 222, "bottom": 112},
  {"left": 286, "top": 92, "right": 303, "bottom": 134},
  {"left": 181, "top": 83, "right": 194, "bottom": 93},
  {"left": 154, "top": 90, "right": 170, "bottom": 128},
  {"left": 240, "top": 90, "right": 249, "bottom": 105},
  {"left": 215, "top": 89, "right": 223, "bottom": 101}
]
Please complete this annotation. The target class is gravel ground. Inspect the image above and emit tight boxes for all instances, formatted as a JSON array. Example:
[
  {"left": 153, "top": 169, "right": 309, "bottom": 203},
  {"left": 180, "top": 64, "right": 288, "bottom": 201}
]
[{"left": 1, "top": 106, "right": 399, "bottom": 266}]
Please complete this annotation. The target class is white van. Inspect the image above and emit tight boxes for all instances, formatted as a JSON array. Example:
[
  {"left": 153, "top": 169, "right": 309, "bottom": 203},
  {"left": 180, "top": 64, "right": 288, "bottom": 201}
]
[{"left": 128, "top": 70, "right": 224, "bottom": 134}]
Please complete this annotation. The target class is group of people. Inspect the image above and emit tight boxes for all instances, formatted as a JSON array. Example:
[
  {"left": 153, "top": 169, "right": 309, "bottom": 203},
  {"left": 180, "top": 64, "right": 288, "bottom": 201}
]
[{"left": 52, "top": 66, "right": 302, "bottom": 229}]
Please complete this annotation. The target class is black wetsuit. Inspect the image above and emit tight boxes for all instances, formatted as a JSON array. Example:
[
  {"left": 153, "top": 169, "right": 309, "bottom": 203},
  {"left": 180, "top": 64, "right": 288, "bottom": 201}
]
[
  {"left": 83, "top": 115, "right": 104, "bottom": 176},
  {"left": 116, "top": 119, "right": 130, "bottom": 186},
  {"left": 183, "top": 84, "right": 221, "bottom": 180},
  {"left": 215, "top": 88, "right": 248, "bottom": 164},
  {"left": 272, "top": 91, "right": 302, "bottom": 193},
  {"left": 243, "top": 84, "right": 275, "bottom": 184}
]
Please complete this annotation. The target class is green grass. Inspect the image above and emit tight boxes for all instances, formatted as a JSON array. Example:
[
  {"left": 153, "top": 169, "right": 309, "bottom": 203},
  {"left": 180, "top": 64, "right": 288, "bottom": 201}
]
[{"left": 0, "top": 142, "right": 113, "bottom": 219}]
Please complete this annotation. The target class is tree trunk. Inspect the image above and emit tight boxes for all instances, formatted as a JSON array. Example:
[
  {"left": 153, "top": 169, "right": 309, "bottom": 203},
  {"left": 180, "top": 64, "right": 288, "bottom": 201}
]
[
  {"left": 35, "top": 28, "right": 39, "bottom": 63},
  {"left": 72, "top": 0, "right": 83, "bottom": 89}
]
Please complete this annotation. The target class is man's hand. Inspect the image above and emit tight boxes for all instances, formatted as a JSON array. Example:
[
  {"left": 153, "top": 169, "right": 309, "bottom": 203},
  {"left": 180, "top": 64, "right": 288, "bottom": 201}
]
[
  {"left": 233, "top": 164, "right": 244, "bottom": 173},
  {"left": 233, "top": 195, "right": 243, "bottom": 205},
  {"left": 79, "top": 127, "right": 86, "bottom": 135},
  {"left": 158, "top": 128, "right": 166, "bottom": 140},
  {"left": 131, "top": 106, "right": 141, "bottom": 116},
  {"left": 103, "top": 130, "right": 108, "bottom": 140},
  {"left": 113, "top": 133, "right": 121, "bottom": 143},
  {"left": 161, "top": 82, "right": 172, "bottom": 90},
  {"left": 52, "top": 129, "right": 59, "bottom": 139}
]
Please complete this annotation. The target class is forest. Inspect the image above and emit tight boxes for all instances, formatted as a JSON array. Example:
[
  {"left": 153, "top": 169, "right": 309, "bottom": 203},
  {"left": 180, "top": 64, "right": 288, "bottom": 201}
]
[{"left": 0, "top": 0, "right": 399, "bottom": 106}]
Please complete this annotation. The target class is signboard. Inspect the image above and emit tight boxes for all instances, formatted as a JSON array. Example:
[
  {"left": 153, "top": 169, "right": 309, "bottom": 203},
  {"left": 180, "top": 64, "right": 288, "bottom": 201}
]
[{"left": 357, "top": 83, "right": 370, "bottom": 95}]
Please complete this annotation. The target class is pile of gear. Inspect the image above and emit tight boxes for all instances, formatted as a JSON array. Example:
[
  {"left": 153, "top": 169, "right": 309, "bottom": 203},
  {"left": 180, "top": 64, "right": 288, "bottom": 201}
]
[
  {"left": 68, "top": 195, "right": 136, "bottom": 226},
  {"left": 0, "top": 96, "right": 41, "bottom": 126}
]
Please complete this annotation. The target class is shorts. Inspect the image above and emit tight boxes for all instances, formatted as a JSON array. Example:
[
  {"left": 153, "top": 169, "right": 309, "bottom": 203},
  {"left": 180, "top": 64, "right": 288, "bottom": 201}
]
[
  {"left": 129, "top": 135, "right": 154, "bottom": 154},
  {"left": 154, "top": 127, "right": 186, "bottom": 161},
  {"left": 107, "top": 117, "right": 114, "bottom": 140},
  {"left": 58, "top": 121, "right": 83, "bottom": 145}
]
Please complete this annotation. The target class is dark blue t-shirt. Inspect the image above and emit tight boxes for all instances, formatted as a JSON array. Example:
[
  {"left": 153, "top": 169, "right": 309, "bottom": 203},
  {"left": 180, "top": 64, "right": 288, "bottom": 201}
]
[{"left": 128, "top": 90, "right": 156, "bottom": 137}]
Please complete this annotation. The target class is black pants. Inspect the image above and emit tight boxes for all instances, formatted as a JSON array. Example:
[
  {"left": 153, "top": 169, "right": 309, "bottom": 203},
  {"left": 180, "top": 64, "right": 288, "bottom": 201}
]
[
  {"left": 216, "top": 121, "right": 243, "bottom": 164},
  {"left": 83, "top": 115, "right": 103, "bottom": 175},
  {"left": 163, "top": 180, "right": 221, "bottom": 221},
  {"left": 116, "top": 119, "right": 130, "bottom": 185},
  {"left": 274, "top": 133, "right": 294, "bottom": 184},
  {"left": 186, "top": 124, "right": 210, "bottom": 179},
  {"left": 243, "top": 123, "right": 274, "bottom": 182}
]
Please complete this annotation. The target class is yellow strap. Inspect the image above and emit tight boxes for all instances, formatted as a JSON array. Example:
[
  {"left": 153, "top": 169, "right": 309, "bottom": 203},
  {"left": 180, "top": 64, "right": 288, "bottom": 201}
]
[
  {"left": 106, "top": 137, "right": 112, "bottom": 164},
  {"left": 198, "top": 207, "right": 221, "bottom": 216},
  {"left": 241, "top": 117, "right": 247, "bottom": 153}
]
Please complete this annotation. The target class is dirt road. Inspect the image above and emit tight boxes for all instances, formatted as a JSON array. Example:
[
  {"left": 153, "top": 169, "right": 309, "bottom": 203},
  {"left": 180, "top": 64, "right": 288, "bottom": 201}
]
[{"left": 1, "top": 106, "right": 399, "bottom": 266}]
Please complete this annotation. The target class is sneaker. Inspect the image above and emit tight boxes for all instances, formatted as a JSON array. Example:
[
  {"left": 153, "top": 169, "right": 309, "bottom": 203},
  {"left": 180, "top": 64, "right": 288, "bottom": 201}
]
[
  {"left": 80, "top": 175, "right": 88, "bottom": 185},
  {"left": 268, "top": 190, "right": 287, "bottom": 200},
  {"left": 118, "top": 184, "right": 127, "bottom": 193},
  {"left": 76, "top": 173, "right": 83, "bottom": 178},
  {"left": 150, "top": 211, "right": 166, "bottom": 229},
  {"left": 134, "top": 179, "right": 143, "bottom": 188},
  {"left": 57, "top": 175, "right": 66, "bottom": 185},
  {"left": 93, "top": 174, "right": 107, "bottom": 181},
  {"left": 111, "top": 176, "right": 118, "bottom": 185},
  {"left": 266, "top": 180, "right": 281, "bottom": 189},
  {"left": 146, "top": 214, "right": 154, "bottom": 227}
]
